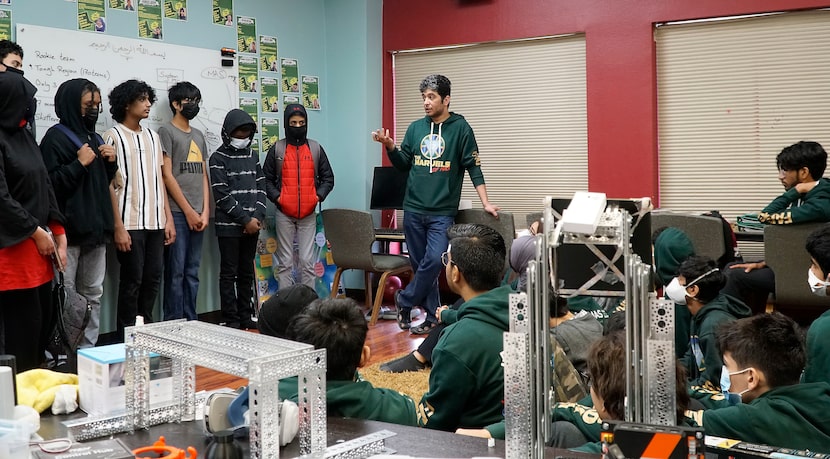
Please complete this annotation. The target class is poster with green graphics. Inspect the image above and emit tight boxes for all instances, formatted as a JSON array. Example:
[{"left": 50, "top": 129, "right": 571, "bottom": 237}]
[
  {"left": 138, "top": 0, "right": 163, "bottom": 40},
  {"left": 239, "top": 97, "right": 258, "bottom": 125},
  {"left": 238, "top": 56, "right": 258, "bottom": 93},
  {"left": 212, "top": 0, "right": 233, "bottom": 26},
  {"left": 236, "top": 16, "right": 257, "bottom": 54},
  {"left": 260, "top": 117, "right": 279, "bottom": 153},
  {"left": 0, "top": 9, "right": 10, "bottom": 40},
  {"left": 251, "top": 137, "right": 260, "bottom": 158},
  {"left": 281, "top": 58, "right": 299, "bottom": 93},
  {"left": 109, "top": 0, "right": 134, "bottom": 11},
  {"left": 261, "top": 77, "right": 279, "bottom": 113},
  {"left": 163, "top": 0, "right": 187, "bottom": 20},
  {"left": 78, "top": 0, "right": 106, "bottom": 32},
  {"left": 259, "top": 35, "right": 277, "bottom": 72},
  {"left": 302, "top": 75, "right": 320, "bottom": 111},
  {"left": 283, "top": 94, "right": 299, "bottom": 109}
]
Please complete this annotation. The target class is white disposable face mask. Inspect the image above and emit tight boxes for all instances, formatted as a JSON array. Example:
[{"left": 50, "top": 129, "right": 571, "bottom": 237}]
[
  {"left": 808, "top": 268, "right": 830, "bottom": 296},
  {"left": 665, "top": 277, "right": 689, "bottom": 305},
  {"left": 229, "top": 137, "right": 251, "bottom": 150}
]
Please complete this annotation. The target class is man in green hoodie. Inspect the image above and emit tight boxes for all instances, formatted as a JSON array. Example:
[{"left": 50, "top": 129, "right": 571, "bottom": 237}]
[
  {"left": 372, "top": 74, "right": 499, "bottom": 335},
  {"left": 417, "top": 223, "right": 512, "bottom": 431},
  {"left": 723, "top": 141, "right": 830, "bottom": 312},
  {"left": 688, "top": 313, "right": 830, "bottom": 452},
  {"left": 665, "top": 255, "right": 751, "bottom": 389}
]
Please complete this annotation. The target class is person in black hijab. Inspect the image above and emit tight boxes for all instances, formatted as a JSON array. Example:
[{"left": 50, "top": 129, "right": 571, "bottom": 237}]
[
  {"left": 40, "top": 78, "right": 117, "bottom": 349},
  {"left": 0, "top": 63, "right": 66, "bottom": 371}
]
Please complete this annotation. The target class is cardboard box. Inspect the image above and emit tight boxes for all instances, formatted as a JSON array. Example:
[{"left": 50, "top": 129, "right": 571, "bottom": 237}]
[{"left": 77, "top": 344, "right": 173, "bottom": 416}]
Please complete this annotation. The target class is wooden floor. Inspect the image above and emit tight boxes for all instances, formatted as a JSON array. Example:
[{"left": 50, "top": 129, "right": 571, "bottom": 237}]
[{"left": 195, "top": 310, "right": 424, "bottom": 392}]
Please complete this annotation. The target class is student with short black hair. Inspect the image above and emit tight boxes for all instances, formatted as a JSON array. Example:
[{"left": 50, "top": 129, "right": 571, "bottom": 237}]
[
  {"left": 687, "top": 313, "right": 830, "bottom": 451},
  {"left": 274, "top": 297, "right": 419, "bottom": 425},
  {"left": 106, "top": 79, "right": 175, "bottom": 339},
  {"left": 666, "top": 255, "right": 751, "bottom": 389},
  {"left": 417, "top": 223, "right": 512, "bottom": 431},
  {"left": 159, "top": 81, "right": 209, "bottom": 321},
  {"left": 0, "top": 39, "right": 23, "bottom": 69}
]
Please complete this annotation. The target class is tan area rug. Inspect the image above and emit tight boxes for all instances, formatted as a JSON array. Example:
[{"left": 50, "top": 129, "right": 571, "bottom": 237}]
[{"left": 360, "top": 353, "right": 430, "bottom": 403}]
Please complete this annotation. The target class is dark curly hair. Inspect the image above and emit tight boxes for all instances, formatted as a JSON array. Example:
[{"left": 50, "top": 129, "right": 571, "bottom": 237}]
[{"left": 108, "top": 79, "right": 156, "bottom": 123}]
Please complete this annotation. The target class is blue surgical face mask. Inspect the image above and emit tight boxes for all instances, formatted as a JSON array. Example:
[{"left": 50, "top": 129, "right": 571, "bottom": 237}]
[{"left": 720, "top": 365, "right": 751, "bottom": 405}]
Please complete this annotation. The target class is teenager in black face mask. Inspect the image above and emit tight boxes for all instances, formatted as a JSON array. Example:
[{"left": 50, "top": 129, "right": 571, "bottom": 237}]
[
  {"left": 0, "top": 62, "right": 67, "bottom": 371},
  {"left": 158, "top": 81, "right": 209, "bottom": 321},
  {"left": 263, "top": 103, "right": 334, "bottom": 290},
  {"left": 39, "top": 78, "right": 117, "bottom": 350}
]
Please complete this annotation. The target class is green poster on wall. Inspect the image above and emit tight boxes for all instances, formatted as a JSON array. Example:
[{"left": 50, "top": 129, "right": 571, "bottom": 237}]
[
  {"left": 261, "top": 117, "right": 279, "bottom": 153},
  {"left": 239, "top": 97, "right": 258, "bottom": 125},
  {"left": 78, "top": 0, "right": 106, "bottom": 32},
  {"left": 261, "top": 77, "right": 279, "bottom": 114},
  {"left": 212, "top": 0, "right": 233, "bottom": 26},
  {"left": 164, "top": 0, "right": 187, "bottom": 20},
  {"left": 283, "top": 94, "right": 299, "bottom": 109},
  {"left": 259, "top": 35, "right": 277, "bottom": 72},
  {"left": 110, "top": 0, "right": 134, "bottom": 11},
  {"left": 281, "top": 58, "right": 298, "bottom": 93},
  {"left": 0, "top": 9, "right": 10, "bottom": 40},
  {"left": 237, "top": 16, "right": 256, "bottom": 54},
  {"left": 302, "top": 75, "right": 320, "bottom": 111},
  {"left": 238, "top": 56, "right": 258, "bottom": 93},
  {"left": 138, "top": 0, "right": 163, "bottom": 40}
]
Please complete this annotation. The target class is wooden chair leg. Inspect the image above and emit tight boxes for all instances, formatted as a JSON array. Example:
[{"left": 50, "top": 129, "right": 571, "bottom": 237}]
[
  {"left": 370, "top": 271, "right": 393, "bottom": 326},
  {"left": 330, "top": 268, "right": 345, "bottom": 298},
  {"left": 364, "top": 272, "right": 373, "bottom": 310}
]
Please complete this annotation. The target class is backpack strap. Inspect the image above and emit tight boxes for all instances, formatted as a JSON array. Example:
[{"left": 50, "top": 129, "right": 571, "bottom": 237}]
[{"left": 52, "top": 123, "right": 105, "bottom": 150}]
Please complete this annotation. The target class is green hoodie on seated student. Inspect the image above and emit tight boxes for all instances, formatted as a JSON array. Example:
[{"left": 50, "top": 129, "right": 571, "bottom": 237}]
[{"left": 653, "top": 227, "right": 696, "bottom": 358}]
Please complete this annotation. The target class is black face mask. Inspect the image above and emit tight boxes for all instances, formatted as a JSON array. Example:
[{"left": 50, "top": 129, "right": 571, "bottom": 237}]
[
  {"left": 83, "top": 107, "right": 99, "bottom": 131},
  {"left": 180, "top": 103, "right": 200, "bottom": 120},
  {"left": 5, "top": 66, "right": 23, "bottom": 76},
  {"left": 285, "top": 124, "right": 307, "bottom": 145}
]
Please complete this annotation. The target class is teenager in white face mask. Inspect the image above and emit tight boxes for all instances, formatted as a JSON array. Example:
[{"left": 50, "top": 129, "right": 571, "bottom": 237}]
[
  {"left": 667, "top": 256, "right": 751, "bottom": 389},
  {"left": 802, "top": 226, "right": 830, "bottom": 384},
  {"left": 688, "top": 313, "right": 830, "bottom": 451}
]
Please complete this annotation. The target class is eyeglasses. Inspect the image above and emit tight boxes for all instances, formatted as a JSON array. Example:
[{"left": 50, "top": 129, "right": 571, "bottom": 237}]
[
  {"left": 182, "top": 98, "right": 202, "bottom": 106},
  {"left": 441, "top": 251, "right": 455, "bottom": 267}
]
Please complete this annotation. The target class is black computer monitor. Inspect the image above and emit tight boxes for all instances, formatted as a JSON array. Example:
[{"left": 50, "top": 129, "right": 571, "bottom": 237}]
[{"left": 370, "top": 166, "right": 408, "bottom": 210}]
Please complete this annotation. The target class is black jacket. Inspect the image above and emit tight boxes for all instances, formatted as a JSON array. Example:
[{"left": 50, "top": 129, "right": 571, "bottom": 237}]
[
  {"left": 0, "top": 69, "right": 63, "bottom": 248},
  {"left": 40, "top": 78, "right": 117, "bottom": 247}
]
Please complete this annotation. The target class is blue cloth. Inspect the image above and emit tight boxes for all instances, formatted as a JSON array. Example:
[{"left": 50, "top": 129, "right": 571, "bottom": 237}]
[
  {"left": 163, "top": 212, "right": 205, "bottom": 320},
  {"left": 399, "top": 212, "right": 454, "bottom": 323}
]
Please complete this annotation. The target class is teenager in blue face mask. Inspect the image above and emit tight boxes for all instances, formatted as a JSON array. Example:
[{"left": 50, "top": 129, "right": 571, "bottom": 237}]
[
  {"left": 802, "top": 225, "right": 830, "bottom": 385},
  {"left": 688, "top": 313, "right": 830, "bottom": 452}
]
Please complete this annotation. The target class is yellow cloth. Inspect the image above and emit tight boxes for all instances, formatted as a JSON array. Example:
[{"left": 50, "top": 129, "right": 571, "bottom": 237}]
[{"left": 16, "top": 369, "right": 78, "bottom": 413}]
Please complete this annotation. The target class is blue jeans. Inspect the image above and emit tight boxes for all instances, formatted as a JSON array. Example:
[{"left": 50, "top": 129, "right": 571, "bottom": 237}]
[
  {"left": 163, "top": 212, "right": 205, "bottom": 320},
  {"left": 400, "top": 212, "right": 454, "bottom": 324}
]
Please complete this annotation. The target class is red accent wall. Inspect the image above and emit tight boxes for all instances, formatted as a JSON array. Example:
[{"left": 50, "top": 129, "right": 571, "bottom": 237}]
[{"left": 382, "top": 0, "right": 830, "bottom": 203}]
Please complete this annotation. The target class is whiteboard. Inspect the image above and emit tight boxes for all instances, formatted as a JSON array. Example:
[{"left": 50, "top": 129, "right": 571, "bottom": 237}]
[{"left": 17, "top": 23, "right": 238, "bottom": 153}]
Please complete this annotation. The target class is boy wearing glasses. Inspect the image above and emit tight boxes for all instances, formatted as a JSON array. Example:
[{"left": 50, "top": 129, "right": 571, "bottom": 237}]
[
  {"left": 40, "top": 78, "right": 117, "bottom": 348},
  {"left": 159, "top": 81, "right": 209, "bottom": 320}
]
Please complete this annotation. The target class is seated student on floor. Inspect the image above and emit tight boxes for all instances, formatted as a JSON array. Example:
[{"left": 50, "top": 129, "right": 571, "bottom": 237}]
[
  {"left": 666, "top": 255, "right": 751, "bottom": 389},
  {"left": 803, "top": 225, "right": 830, "bottom": 385},
  {"left": 276, "top": 297, "right": 419, "bottom": 426},
  {"left": 417, "top": 223, "right": 513, "bottom": 431},
  {"left": 547, "top": 330, "right": 690, "bottom": 453},
  {"left": 652, "top": 226, "right": 696, "bottom": 358},
  {"left": 686, "top": 312, "right": 830, "bottom": 451}
]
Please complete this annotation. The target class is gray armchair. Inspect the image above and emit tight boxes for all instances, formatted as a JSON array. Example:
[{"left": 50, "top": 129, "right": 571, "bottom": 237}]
[
  {"left": 651, "top": 211, "right": 726, "bottom": 264},
  {"left": 454, "top": 209, "right": 516, "bottom": 262},
  {"left": 321, "top": 208, "right": 413, "bottom": 326}
]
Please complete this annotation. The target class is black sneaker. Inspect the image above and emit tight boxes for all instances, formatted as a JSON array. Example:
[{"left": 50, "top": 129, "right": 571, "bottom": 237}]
[
  {"left": 380, "top": 352, "right": 427, "bottom": 373},
  {"left": 240, "top": 319, "right": 258, "bottom": 330}
]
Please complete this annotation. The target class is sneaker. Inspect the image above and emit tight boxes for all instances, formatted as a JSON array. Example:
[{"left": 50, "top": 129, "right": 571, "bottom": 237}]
[
  {"left": 240, "top": 318, "right": 258, "bottom": 330},
  {"left": 379, "top": 352, "right": 428, "bottom": 373}
]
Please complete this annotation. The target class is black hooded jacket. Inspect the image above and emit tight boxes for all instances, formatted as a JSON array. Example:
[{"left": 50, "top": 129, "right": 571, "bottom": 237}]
[
  {"left": 0, "top": 68, "right": 63, "bottom": 249},
  {"left": 39, "top": 78, "right": 117, "bottom": 247},
  {"left": 209, "top": 109, "right": 266, "bottom": 237}
]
